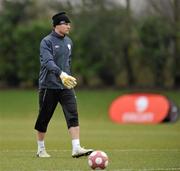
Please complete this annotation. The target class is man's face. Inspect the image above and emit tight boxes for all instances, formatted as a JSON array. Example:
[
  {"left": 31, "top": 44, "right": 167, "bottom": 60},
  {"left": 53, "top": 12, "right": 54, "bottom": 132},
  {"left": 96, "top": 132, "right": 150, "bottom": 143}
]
[{"left": 55, "top": 23, "right": 71, "bottom": 36}]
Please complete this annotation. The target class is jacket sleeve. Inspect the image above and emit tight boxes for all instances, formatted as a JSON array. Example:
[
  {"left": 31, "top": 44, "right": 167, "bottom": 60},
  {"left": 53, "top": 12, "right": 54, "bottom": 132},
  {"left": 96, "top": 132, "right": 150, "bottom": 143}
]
[{"left": 40, "top": 39, "right": 62, "bottom": 76}]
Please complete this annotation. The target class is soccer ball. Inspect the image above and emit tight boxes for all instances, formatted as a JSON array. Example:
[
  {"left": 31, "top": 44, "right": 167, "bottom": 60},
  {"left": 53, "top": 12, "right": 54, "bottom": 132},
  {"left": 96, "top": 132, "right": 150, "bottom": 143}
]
[{"left": 88, "top": 150, "right": 109, "bottom": 170}]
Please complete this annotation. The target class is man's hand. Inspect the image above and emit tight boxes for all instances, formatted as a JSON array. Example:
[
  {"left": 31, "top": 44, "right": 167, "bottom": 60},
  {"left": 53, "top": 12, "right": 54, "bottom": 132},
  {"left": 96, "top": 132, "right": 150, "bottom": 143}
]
[{"left": 60, "top": 71, "right": 77, "bottom": 89}]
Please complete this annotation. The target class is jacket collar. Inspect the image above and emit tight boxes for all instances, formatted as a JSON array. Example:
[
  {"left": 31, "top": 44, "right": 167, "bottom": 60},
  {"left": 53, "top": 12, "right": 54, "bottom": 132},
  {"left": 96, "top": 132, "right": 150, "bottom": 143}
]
[{"left": 51, "top": 30, "right": 65, "bottom": 39}]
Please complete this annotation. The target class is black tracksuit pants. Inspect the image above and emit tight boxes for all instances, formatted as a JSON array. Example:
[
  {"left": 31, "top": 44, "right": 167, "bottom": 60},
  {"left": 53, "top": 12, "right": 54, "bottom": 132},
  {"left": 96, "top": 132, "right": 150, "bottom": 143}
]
[{"left": 35, "top": 89, "right": 79, "bottom": 132}]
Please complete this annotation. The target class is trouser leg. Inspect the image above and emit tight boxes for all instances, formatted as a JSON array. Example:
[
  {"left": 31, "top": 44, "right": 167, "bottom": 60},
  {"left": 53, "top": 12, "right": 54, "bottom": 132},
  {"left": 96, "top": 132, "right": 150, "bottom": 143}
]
[{"left": 35, "top": 89, "right": 58, "bottom": 132}]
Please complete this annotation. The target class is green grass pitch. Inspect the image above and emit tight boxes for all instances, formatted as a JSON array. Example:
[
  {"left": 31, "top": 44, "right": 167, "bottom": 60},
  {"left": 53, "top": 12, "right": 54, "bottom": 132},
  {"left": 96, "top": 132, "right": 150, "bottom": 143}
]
[{"left": 0, "top": 89, "right": 180, "bottom": 171}]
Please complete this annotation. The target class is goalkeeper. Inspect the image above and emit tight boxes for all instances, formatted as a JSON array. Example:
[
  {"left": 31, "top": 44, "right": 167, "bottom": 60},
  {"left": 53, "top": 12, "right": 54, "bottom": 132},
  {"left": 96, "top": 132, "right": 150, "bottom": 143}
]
[{"left": 34, "top": 12, "right": 93, "bottom": 158}]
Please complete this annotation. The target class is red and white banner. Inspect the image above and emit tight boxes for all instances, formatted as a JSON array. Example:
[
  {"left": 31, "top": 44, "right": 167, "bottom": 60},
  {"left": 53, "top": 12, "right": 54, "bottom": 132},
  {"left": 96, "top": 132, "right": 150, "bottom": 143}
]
[{"left": 109, "top": 93, "right": 170, "bottom": 124}]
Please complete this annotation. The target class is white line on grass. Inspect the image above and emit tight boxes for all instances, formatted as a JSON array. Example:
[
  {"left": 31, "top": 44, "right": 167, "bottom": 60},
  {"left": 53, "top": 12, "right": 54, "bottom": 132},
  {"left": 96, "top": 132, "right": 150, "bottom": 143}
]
[
  {"left": 113, "top": 168, "right": 180, "bottom": 171},
  {"left": 36, "top": 168, "right": 180, "bottom": 171},
  {"left": 1, "top": 148, "right": 180, "bottom": 153},
  {"left": 141, "top": 168, "right": 180, "bottom": 171},
  {"left": 107, "top": 149, "right": 180, "bottom": 152}
]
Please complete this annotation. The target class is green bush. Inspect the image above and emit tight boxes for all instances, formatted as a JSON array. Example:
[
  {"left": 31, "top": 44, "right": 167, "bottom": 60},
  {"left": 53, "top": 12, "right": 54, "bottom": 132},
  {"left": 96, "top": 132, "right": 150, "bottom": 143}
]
[{"left": 14, "top": 21, "right": 51, "bottom": 87}]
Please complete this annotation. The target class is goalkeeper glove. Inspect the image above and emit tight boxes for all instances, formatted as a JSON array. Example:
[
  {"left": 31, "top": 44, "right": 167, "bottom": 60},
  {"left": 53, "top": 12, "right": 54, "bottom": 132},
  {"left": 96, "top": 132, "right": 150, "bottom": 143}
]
[{"left": 60, "top": 71, "right": 77, "bottom": 89}]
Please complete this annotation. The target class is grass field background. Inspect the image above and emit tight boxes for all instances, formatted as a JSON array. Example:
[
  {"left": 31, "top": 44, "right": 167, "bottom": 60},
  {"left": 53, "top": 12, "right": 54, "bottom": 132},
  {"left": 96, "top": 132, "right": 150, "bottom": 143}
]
[{"left": 0, "top": 89, "right": 180, "bottom": 171}]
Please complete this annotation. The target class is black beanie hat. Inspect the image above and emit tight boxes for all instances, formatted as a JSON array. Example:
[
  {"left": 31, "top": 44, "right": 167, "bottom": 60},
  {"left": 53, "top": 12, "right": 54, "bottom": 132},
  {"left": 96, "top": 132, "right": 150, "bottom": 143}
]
[{"left": 52, "top": 12, "right": 71, "bottom": 27}]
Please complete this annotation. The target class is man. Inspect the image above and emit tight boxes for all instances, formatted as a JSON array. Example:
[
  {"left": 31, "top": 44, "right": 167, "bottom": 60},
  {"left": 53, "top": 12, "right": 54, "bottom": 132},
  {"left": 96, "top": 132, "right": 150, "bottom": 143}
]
[{"left": 34, "top": 12, "right": 93, "bottom": 158}]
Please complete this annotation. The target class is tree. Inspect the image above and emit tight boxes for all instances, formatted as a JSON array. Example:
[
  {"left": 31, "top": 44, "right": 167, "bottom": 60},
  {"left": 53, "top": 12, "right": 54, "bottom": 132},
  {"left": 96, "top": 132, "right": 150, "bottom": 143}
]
[
  {"left": 0, "top": 0, "right": 33, "bottom": 86},
  {"left": 172, "top": 0, "right": 180, "bottom": 87},
  {"left": 123, "top": 0, "right": 135, "bottom": 86},
  {"left": 138, "top": 16, "right": 172, "bottom": 87},
  {"left": 14, "top": 21, "right": 50, "bottom": 87},
  {"left": 146, "top": 0, "right": 180, "bottom": 87},
  {"left": 63, "top": 0, "right": 137, "bottom": 87},
  {"left": 0, "top": 0, "right": 51, "bottom": 87}
]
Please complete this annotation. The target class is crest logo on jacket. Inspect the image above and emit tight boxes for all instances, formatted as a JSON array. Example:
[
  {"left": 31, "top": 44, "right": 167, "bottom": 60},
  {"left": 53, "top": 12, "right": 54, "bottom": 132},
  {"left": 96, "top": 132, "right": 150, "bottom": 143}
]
[
  {"left": 67, "top": 44, "right": 71, "bottom": 50},
  {"left": 55, "top": 45, "right": 59, "bottom": 48}
]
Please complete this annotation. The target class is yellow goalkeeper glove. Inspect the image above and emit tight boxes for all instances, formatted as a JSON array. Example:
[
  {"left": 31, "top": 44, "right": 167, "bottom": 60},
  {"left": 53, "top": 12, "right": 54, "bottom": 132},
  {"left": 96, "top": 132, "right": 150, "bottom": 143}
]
[{"left": 60, "top": 71, "right": 77, "bottom": 89}]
